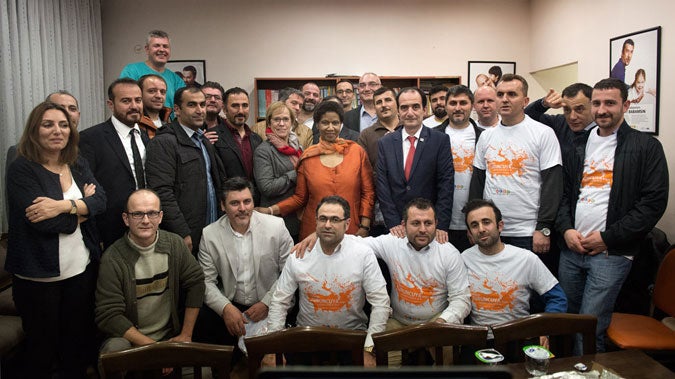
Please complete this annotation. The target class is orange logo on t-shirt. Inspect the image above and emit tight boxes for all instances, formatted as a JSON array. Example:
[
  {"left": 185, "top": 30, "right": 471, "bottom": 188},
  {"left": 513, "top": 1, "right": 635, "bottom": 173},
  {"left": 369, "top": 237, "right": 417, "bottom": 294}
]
[
  {"left": 452, "top": 146, "right": 475, "bottom": 173},
  {"left": 304, "top": 278, "right": 357, "bottom": 313},
  {"left": 581, "top": 159, "right": 613, "bottom": 188},
  {"left": 392, "top": 272, "right": 438, "bottom": 306},
  {"left": 469, "top": 272, "right": 519, "bottom": 312},
  {"left": 486, "top": 146, "right": 530, "bottom": 178}
]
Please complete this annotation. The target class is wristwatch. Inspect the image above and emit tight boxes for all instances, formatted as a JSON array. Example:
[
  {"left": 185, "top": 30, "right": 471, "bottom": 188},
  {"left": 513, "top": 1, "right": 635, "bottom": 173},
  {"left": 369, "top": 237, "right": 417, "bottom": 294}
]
[
  {"left": 538, "top": 227, "right": 551, "bottom": 237},
  {"left": 69, "top": 199, "right": 78, "bottom": 215}
]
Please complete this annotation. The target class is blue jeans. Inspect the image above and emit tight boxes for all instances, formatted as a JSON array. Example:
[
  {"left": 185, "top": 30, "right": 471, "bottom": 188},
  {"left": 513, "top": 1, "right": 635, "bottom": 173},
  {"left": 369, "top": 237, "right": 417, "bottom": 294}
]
[{"left": 558, "top": 248, "right": 632, "bottom": 353}]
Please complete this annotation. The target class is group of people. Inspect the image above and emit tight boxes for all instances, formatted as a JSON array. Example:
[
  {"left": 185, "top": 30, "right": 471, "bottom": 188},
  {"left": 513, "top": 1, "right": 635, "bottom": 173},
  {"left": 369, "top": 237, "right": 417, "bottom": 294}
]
[{"left": 3, "top": 28, "right": 669, "bottom": 378}]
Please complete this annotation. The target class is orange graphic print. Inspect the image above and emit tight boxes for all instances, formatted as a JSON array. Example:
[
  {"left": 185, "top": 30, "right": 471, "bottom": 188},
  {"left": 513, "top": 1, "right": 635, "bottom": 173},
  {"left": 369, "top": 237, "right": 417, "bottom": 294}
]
[
  {"left": 581, "top": 159, "right": 613, "bottom": 188},
  {"left": 452, "top": 146, "right": 475, "bottom": 173},
  {"left": 469, "top": 272, "right": 519, "bottom": 312},
  {"left": 485, "top": 146, "right": 530, "bottom": 178},
  {"left": 304, "top": 276, "right": 357, "bottom": 313},
  {"left": 392, "top": 271, "right": 438, "bottom": 306}
]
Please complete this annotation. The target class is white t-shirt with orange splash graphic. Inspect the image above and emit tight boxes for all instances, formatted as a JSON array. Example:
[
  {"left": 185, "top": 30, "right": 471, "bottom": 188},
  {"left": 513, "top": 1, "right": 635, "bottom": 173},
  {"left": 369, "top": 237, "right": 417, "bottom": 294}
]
[
  {"left": 267, "top": 237, "right": 391, "bottom": 347},
  {"left": 355, "top": 234, "right": 471, "bottom": 325},
  {"left": 444, "top": 125, "right": 477, "bottom": 230},
  {"left": 473, "top": 116, "right": 562, "bottom": 236},
  {"left": 461, "top": 244, "right": 558, "bottom": 327},
  {"left": 575, "top": 127, "right": 616, "bottom": 237}
]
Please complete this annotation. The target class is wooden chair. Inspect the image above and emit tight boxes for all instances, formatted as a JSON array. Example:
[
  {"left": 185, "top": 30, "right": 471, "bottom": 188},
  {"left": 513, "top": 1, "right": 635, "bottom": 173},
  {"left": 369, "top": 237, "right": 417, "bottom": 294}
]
[
  {"left": 372, "top": 322, "right": 489, "bottom": 366},
  {"left": 245, "top": 326, "right": 367, "bottom": 379},
  {"left": 99, "top": 341, "right": 233, "bottom": 379},
  {"left": 491, "top": 313, "right": 597, "bottom": 362},
  {"left": 607, "top": 246, "right": 675, "bottom": 350}
]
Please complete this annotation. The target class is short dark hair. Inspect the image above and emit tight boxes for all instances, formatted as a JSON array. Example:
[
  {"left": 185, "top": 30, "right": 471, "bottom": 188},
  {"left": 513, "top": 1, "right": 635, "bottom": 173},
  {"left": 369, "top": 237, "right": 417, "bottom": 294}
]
[
  {"left": 462, "top": 199, "right": 503, "bottom": 229},
  {"left": 593, "top": 78, "right": 628, "bottom": 103},
  {"left": 321, "top": 95, "right": 340, "bottom": 104},
  {"left": 488, "top": 66, "right": 503, "bottom": 81},
  {"left": 446, "top": 85, "right": 474, "bottom": 104},
  {"left": 220, "top": 177, "right": 253, "bottom": 203},
  {"left": 313, "top": 100, "right": 344, "bottom": 125},
  {"left": 223, "top": 87, "right": 248, "bottom": 104},
  {"left": 108, "top": 78, "right": 141, "bottom": 101},
  {"left": 396, "top": 87, "right": 427, "bottom": 109},
  {"left": 336, "top": 79, "right": 354, "bottom": 89},
  {"left": 428, "top": 85, "right": 449, "bottom": 98},
  {"left": 45, "top": 90, "right": 79, "bottom": 108},
  {"left": 202, "top": 81, "right": 225, "bottom": 98},
  {"left": 374, "top": 86, "right": 397, "bottom": 102},
  {"left": 498, "top": 74, "right": 529, "bottom": 96},
  {"left": 125, "top": 189, "right": 161, "bottom": 212},
  {"left": 279, "top": 87, "right": 304, "bottom": 102},
  {"left": 316, "top": 195, "right": 350, "bottom": 219},
  {"left": 174, "top": 86, "right": 204, "bottom": 108},
  {"left": 402, "top": 198, "right": 436, "bottom": 223},
  {"left": 138, "top": 74, "right": 166, "bottom": 90},
  {"left": 183, "top": 65, "right": 197, "bottom": 75},
  {"left": 561, "top": 83, "right": 592, "bottom": 100},
  {"left": 622, "top": 38, "right": 634, "bottom": 51}
]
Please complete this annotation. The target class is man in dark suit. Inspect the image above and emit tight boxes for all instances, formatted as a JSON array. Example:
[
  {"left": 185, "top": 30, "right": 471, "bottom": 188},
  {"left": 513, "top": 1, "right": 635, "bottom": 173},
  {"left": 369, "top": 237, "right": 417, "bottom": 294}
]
[
  {"left": 209, "top": 87, "right": 262, "bottom": 202},
  {"left": 80, "top": 78, "right": 148, "bottom": 249},
  {"left": 376, "top": 87, "right": 454, "bottom": 234},
  {"left": 344, "top": 72, "right": 381, "bottom": 133}
]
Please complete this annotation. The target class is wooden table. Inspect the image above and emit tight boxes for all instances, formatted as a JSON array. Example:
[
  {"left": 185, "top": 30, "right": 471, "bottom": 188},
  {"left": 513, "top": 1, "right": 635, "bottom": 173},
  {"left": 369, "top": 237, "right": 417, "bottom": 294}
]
[{"left": 505, "top": 349, "right": 673, "bottom": 378}]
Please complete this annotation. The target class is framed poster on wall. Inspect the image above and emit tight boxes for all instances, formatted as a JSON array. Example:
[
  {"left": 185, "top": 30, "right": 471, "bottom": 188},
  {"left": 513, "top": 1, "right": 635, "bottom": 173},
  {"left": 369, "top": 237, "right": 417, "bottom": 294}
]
[
  {"left": 166, "top": 60, "right": 206, "bottom": 87},
  {"left": 467, "top": 61, "right": 516, "bottom": 92}
]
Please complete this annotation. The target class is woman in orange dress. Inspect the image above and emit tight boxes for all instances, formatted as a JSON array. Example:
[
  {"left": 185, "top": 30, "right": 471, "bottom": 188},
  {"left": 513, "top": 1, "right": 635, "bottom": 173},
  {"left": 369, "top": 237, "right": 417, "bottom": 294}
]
[{"left": 263, "top": 100, "right": 374, "bottom": 240}]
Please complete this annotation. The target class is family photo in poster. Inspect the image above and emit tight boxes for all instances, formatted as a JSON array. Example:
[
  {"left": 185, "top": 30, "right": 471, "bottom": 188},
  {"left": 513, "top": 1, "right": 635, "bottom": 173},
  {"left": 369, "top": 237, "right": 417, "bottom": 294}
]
[{"left": 610, "top": 27, "right": 661, "bottom": 134}]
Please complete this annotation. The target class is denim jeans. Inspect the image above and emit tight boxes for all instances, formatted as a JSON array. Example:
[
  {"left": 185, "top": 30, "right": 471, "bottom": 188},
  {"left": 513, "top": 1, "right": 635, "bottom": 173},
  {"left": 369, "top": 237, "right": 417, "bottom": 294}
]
[{"left": 558, "top": 248, "right": 632, "bottom": 353}]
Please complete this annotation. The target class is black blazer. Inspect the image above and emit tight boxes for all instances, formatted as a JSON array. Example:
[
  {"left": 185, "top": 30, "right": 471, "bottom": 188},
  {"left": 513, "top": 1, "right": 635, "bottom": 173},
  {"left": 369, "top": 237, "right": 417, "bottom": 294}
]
[
  {"left": 343, "top": 106, "right": 362, "bottom": 132},
  {"left": 79, "top": 119, "right": 150, "bottom": 249},
  {"left": 376, "top": 126, "right": 454, "bottom": 230},
  {"left": 209, "top": 122, "right": 262, "bottom": 201}
]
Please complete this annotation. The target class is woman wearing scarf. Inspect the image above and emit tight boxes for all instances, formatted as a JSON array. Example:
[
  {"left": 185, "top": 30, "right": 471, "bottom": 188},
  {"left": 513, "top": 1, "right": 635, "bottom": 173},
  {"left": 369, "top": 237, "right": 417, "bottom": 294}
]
[
  {"left": 263, "top": 100, "right": 374, "bottom": 240},
  {"left": 254, "top": 102, "right": 304, "bottom": 240}
]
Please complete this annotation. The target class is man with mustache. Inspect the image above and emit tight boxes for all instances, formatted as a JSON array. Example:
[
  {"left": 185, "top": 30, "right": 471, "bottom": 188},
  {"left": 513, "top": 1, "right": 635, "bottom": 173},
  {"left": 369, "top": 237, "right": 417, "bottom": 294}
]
[
  {"left": 556, "top": 78, "right": 668, "bottom": 353},
  {"left": 80, "top": 78, "right": 149, "bottom": 249},
  {"left": 145, "top": 86, "right": 225, "bottom": 255},
  {"left": 422, "top": 85, "right": 449, "bottom": 128},
  {"left": 433, "top": 85, "right": 483, "bottom": 252},
  {"left": 120, "top": 30, "right": 185, "bottom": 108},
  {"left": 344, "top": 72, "right": 382, "bottom": 132},
  {"left": 195, "top": 177, "right": 292, "bottom": 347},
  {"left": 297, "top": 82, "right": 322, "bottom": 129},
  {"left": 210, "top": 87, "right": 263, "bottom": 203}
]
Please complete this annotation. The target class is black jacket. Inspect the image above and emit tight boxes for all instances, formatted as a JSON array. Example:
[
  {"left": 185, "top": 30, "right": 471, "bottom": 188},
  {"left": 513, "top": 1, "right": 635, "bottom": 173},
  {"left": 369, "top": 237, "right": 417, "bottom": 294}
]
[{"left": 556, "top": 121, "right": 669, "bottom": 256}]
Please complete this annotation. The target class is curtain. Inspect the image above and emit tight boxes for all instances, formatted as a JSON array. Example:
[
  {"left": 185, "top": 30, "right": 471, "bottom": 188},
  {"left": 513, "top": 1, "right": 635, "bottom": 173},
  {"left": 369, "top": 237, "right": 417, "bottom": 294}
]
[{"left": 0, "top": 0, "right": 103, "bottom": 232}]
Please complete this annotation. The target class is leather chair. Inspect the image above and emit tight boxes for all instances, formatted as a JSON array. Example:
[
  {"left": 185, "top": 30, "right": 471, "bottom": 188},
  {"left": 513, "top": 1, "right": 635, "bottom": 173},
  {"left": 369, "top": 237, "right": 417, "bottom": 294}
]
[
  {"left": 607, "top": 246, "right": 675, "bottom": 350},
  {"left": 99, "top": 341, "right": 233, "bottom": 379},
  {"left": 372, "top": 322, "right": 489, "bottom": 366},
  {"left": 244, "top": 326, "right": 366, "bottom": 379}
]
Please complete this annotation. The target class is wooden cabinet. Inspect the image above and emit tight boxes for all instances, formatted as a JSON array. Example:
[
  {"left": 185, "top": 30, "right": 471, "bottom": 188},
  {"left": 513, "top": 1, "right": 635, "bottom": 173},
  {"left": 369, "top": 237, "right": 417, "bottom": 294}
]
[{"left": 254, "top": 76, "right": 461, "bottom": 120}]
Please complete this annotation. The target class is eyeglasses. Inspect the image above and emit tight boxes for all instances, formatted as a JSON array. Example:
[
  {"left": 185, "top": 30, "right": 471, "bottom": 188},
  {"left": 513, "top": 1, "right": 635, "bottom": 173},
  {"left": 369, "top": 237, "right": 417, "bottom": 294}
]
[
  {"left": 204, "top": 94, "right": 222, "bottom": 101},
  {"left": 336, "top": 89, "right": 354, "bottom": 95},
  {"left": 316, "top": 216, "right": 347, "bottom": 224},
  {"left": 271, "top": 117, "right": 291, "bottom": 124},
  {"left": 126, "top": 211, "right": 161, "bottom": 220}
]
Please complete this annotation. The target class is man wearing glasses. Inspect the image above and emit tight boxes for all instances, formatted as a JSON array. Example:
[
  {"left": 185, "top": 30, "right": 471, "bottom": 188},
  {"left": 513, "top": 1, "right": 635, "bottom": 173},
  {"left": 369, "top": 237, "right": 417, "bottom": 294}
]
[
  {"left": 336, "top": 79, "right": 356, "bottom": 113},
  {"left": 96, "top": 189, "right": 205, "bottom": 353},
  {"left": 344, "top": 72, "right": 382, "bottom": 132}
]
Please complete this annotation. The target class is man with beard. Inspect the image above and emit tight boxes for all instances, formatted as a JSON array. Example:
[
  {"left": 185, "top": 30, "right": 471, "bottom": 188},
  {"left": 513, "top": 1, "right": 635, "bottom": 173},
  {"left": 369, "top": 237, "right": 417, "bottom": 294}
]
[
  {"left": 145, "top": 86, "right": 224, "bottom": 254},
  {"left": 80, "top": 78, "right": 149, "bottom": 249},
  {"left": 433, "top": 85, "right": 483, "bottom": 251},
  {"left": 473, "top": 86, "right": 500, "bottom": 129},
  {"left": 422, "top": 85, "right": 448, "bottom": 128},
  {"left": 202, "top": 81, "right": 226, "bottom": 129},
  {"left": 210, "top": 87, "right": 262, "bottom": 202},
  {"left": 297, "top": 82, "right": 321, "bottom": 129},
  {"left": 344, "top": 72, "right": 382, "bottom": 132},
  {"left": 610, "top": 39, "right": 634, "bottom": 83},
  {"left": 195, "top": 177, "right": 292, "bottom": 347},
  {"left": 138, "top": 74, "right": 171, "bottom": 138},
  {"left": 461, "top": 199, "right": 566, "bottom": 335},
  {"left": 336, "top": 79, "right": 356, "bottom": 112}
]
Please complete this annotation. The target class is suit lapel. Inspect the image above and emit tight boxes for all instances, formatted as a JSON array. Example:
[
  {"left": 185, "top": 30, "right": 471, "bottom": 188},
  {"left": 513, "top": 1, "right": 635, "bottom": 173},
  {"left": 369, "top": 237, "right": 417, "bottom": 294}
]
[
  {"left": 392, "top": 131, "right": 406, "bottom": 180},
  {"left": 103, "top": 120, "right": 133, "bottom": 176},
  {"left": 219, "top": 124, "right": 246, "bottom": 165},
  {"left": 409, "top": 127, "right": 429, "bottom": 180},
  {"left": 218, "top": 218, "right": 239, "bottom": 281}
]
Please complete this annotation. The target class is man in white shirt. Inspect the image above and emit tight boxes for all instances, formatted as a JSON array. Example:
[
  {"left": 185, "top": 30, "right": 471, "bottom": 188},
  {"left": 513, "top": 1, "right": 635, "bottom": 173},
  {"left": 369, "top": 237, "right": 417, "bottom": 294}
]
[
  {"left": 195, "top": 177, "right": 293, "bottom": 346},
  {"left": 267, "top": 195, "right": 391, "bottom": 367},
  {"left": 422, "top": 85, "right": 449, "bottom": 128}
]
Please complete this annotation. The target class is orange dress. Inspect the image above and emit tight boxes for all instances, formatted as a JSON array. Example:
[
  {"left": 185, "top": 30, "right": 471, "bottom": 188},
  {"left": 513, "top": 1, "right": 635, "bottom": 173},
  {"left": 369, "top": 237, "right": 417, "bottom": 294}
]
[{"left": 277, "top": 141, "right": 375, "bottom": 240}]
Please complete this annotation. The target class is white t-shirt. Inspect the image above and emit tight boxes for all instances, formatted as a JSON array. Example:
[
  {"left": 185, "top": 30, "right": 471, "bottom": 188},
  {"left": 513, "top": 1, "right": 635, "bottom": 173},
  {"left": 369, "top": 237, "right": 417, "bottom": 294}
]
[
  {"left": 423, "top": 115, "right": 444, "bottom": 128},
  {"left": 473, "top": 116, "right": 562, "bottom": 236},
  {"left": 575, "top": 127, "right": 616, "bottom": 237},
  {"left": 267, "top": 237, "right": 391, "bottom": 347},
  {"left": 445, "top": 125, "right": 477, "bottom": 229},
  {"left": 461, "top": 244, "right": 558, "bottom": 327},
  {"left": 353, "top": 234, "right": 471, "bottom": 325}
]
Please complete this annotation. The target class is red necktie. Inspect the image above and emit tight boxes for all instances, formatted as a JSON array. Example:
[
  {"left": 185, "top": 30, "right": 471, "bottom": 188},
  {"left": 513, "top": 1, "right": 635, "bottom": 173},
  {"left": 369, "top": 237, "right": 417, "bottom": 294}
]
[{"left": 404, "top": 135, "right": 416, "bottom": 181}]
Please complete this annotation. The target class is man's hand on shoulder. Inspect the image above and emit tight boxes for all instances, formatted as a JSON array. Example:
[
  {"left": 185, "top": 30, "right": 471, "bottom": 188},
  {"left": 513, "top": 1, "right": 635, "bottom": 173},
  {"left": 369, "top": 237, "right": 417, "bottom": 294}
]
[{"left": 292, "top": 232, "right": 318, "bottom": 259}]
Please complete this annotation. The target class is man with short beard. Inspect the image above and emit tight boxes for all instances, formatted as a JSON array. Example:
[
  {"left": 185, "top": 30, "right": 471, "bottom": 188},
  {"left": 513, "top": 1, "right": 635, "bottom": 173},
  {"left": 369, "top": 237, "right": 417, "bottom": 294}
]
[
  {"left": 297, "top": 82, "right": 321, "bottom": 129},
  {"left": 422, "top": 85, "right": 448, "bottom": 128},
  {"left": 202, "top": 81, "right": 226, "bottom": 130},
  {"left": 80, "top": 78, "right": 149, "bottom": 249},
  {"left": 138, "top": 74, "right": 172, "bottom": 138},
  {"left": 344, "top": 72, "right": 382, "bottom": 132}
]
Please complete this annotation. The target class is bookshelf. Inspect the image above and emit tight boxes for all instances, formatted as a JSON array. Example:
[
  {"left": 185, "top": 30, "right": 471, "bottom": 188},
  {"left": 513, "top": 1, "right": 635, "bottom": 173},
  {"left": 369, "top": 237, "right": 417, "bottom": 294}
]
[{"left": 254, "top": 76, "right": 461, "bottom": 120}]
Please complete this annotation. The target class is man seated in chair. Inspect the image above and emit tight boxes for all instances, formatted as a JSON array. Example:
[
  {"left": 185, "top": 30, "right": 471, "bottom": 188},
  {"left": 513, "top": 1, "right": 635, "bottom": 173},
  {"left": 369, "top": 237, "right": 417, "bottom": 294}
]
[
  {"left": 461, "top": 199, "right": 567, "bottom": 346},
  {"left": 95, "top": 189, "right": 205, "bottom": 353},
  {"left": 267, "top": 195, "right": 392, "bottom": 367}
]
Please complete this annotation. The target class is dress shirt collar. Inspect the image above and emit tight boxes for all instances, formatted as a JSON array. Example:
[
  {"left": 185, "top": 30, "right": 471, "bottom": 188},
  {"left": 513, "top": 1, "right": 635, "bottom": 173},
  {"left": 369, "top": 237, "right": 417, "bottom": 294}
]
[{"left": 111, "top": 115, "right": 140, "bottom": 136}]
